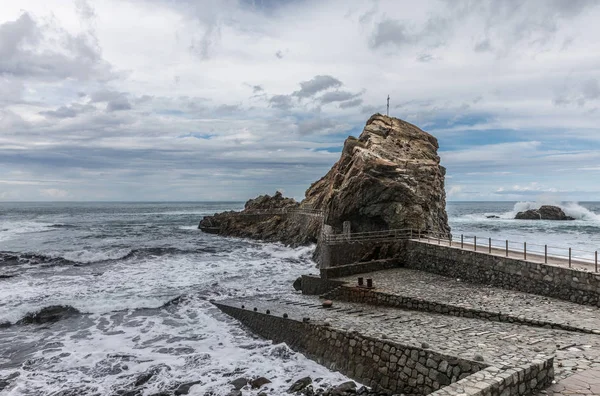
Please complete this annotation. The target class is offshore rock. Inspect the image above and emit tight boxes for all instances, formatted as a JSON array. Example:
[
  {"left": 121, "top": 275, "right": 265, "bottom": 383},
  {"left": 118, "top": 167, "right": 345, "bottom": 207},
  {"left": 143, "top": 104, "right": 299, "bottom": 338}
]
[
  {"left": 515, "top": 205, "right": 575, "bottom": 221},
  {"left": 200, "top": 114, "right": 450, "bottom": 250},
  {"left": 16, "top": 305, "right": 81, "bottom": 325}
]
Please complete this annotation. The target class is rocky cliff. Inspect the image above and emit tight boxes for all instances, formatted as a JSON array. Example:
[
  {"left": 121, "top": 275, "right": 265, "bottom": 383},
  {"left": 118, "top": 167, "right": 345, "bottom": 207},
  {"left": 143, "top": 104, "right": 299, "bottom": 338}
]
[{"left": 199, "top": 114, "right": 450, "bottom": 248}]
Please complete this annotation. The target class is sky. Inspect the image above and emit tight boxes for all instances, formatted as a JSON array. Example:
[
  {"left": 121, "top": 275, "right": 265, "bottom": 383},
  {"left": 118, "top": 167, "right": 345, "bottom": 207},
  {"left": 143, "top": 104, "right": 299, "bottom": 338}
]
[{"left": 1, "top": 0, "right": 600, "bottom": 202}]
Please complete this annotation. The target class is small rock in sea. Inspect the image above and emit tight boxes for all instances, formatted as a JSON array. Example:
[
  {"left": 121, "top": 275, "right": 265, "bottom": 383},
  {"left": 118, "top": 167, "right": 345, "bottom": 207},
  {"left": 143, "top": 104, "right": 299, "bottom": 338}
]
[
  {"left": 258, "top": 392, "right": 267, "bottom": 396},
  {"left": 230, "top": 377, "right": 247, "bottom": 390},
  {"left": 174, "top": 380, "right": 202, "bottom": 395},
  {"left": 251, "top": 377, "right": 271, "bottom": 389},
  {"left": 322, "top": 300, "right": 333, "bottom": 308},
  {"left": 302, "top": 317, "right": 310, "bottom": 322},
  {"left": 474, "top": 354, "right": 484, "bottom": 362},
  {"left": 356, "top": 386, "right": 369, "bottom": 395},
  {"left": 226, "top": 391, "right": 242, "bottom": 396},
  {"left": 287, "top": 376, "right": 312, "bottom": 393},
  {"left": 421, "top": 342, "right": 429, "bottom": 349}
]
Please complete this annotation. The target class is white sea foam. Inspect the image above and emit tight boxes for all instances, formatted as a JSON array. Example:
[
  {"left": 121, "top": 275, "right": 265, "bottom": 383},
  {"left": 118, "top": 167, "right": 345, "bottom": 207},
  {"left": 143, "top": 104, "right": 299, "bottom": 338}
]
[
  {"left": 0, "top": 239, "right": 352, "bottom": 395},
  {"left": 0, "top": 220, "right": 56, "bottom": 242}
]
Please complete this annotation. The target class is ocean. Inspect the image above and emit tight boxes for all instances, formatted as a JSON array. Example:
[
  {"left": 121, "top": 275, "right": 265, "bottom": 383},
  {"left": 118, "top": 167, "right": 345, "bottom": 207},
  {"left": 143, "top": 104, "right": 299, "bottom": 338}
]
[{"left": 0, "top": 201, "right": 599, "bottom": 395}]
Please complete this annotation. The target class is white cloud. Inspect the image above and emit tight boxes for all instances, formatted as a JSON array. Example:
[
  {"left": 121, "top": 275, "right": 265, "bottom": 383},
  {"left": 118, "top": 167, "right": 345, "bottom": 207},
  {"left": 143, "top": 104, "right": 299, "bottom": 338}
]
[{"left": 0, "top": 0, "right": 599, "bottom": 200}]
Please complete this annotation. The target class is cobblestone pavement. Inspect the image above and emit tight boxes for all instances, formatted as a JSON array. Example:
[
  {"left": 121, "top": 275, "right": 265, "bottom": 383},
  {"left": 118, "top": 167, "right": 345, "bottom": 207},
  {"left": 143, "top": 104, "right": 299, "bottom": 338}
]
[
  {"left": 229, "top": 295, "right": 600, "bottom": 385},
  {"left": 540, "top": 367, "right": 600, "bottom": 395},
  {"left": 336, "top": 268, "right": 600, "bottom": 333}
]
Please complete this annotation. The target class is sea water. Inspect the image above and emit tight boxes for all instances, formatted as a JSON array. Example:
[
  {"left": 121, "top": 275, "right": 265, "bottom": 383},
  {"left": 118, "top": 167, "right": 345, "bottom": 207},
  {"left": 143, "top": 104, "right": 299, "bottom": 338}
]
[{"left": 0, "top": 201, "right": 599, "bottom": 395}]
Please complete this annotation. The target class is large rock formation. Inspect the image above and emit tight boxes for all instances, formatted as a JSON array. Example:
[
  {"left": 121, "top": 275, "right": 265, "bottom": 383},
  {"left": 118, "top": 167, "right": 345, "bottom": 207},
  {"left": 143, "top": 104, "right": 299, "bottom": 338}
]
[
  {"left": 303, "top": 114, "right": 449, "bottom": 235},
  {"left": 199, "top": 114, "right": 450, "bottom": 248},
  {"left": 515, "top": 205, "right": 575, "bottom": 221}
]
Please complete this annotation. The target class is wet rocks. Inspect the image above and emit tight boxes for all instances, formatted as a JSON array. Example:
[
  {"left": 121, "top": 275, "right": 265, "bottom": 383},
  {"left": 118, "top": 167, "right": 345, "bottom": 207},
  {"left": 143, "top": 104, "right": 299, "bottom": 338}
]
[
  {"left": 250, "top": 377, "right": 271, "bottom": 389},
  {"left": 174, "top": 380, "right": 203, "bottom": 395},
  {"left": 322, "top": 300, "right": 333, "bottom": 308},
  {"left": 288, "top": 376, "right": 312, "bottom": 393},
  {"left": 16, "top": 305, "right": 81, "bottom": 325},
  {"left": 230, "top": 377, "right": 248, "bottom": 390},
  {"left": 515, "top": 205, "right": 575, "bottom": 220},
  {"left": 293, "top": 277, "right": 303, "bottom": 291}
]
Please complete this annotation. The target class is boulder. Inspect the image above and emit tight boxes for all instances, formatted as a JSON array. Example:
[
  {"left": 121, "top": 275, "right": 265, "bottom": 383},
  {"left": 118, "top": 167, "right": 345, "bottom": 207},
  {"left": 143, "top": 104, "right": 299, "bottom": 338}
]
[
  {"left": 293, "top": 277, "right": 302, "bottom": 291},
  {"left": 250, "top": 377, "right": 271, "bottom": 389},
  {"left": 330, "top": 381, "right": 356, "bottom": 395},
  {"left": 230, "top": 377, "right": 247, "bottom": 390},
  {"left": 287, "top": 376, "right": 312, "bottom": 393},
  {"left": 174, "top": 380, "right": 202, "bottom": 395},
  {"left": 515, "top": 205, "right": 575, "bottom": 221}
]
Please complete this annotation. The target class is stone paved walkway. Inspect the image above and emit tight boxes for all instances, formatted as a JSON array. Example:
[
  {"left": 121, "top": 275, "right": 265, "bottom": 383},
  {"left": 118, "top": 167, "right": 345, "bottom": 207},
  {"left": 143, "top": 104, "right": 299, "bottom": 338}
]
[
  {"left": 541, "top": 367, "right": 600, "bottom": 395},
  {"left": 228, "top": 295, "right": 600, "bottom": 383},
  {"left": 335, "top": 268, "right": 600, "bottom": 333}
]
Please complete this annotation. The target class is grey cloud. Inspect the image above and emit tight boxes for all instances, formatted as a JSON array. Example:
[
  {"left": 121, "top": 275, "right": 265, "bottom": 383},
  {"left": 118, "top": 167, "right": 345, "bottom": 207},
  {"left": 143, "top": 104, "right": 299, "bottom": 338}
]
[
  {"left": 0, "top": 13, "right": 112, "bottom": 81},
  {"left": 370, "top": 19, "right": 412, "bottom": 48},
  {"left": 474, "top": 39, "right": 492, "bottom": 52},
  {"left": 275, "top": 50, "right": 283, "bottom": 59},
  {"left": 582, "top": 78, "right": 600, "bottom": 100},
  {"left": 417, "top": 53, "right": 434, "bottom": 62},
  {"left": 296, "top": 118, "right": 336, "bottom": 135},
  {"left": 215, "top": 104, "right": 240, "bottom": 115},
  {"left": 252, "top": 85, "right": 263, "bottom": 93},
  {"left": 320, "top": 91, "right": 358, "bottom": 104},
  {"left": 339, "top": 98, "right": 363, "bottom": 109},
  {"left": 293, "top": 75, "right": 342, "bottom": 99},
  {"left": 269, "top": 94, "right": 292, "bottom": 110},
  {"left": 40, "top": 103, "right": 96, "bottom": 118},
  {"left": 107, "top": 97, "right": 132, "bottom": 112},
  {"left": 361, "top": 105, "right": 380, "bottom": 114}
]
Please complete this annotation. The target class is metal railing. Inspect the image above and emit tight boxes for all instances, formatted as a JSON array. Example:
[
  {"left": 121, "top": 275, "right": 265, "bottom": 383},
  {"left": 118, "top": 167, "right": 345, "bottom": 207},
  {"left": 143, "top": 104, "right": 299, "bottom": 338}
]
[
  {"left": 420, "top": 233, "right": 600, "bottom": 272},
  {"left": 323, "top": 228, "right": 450, "bottom": 244},
  {"left": 322, "top": 227, "right": 599, "bottom": 272}
]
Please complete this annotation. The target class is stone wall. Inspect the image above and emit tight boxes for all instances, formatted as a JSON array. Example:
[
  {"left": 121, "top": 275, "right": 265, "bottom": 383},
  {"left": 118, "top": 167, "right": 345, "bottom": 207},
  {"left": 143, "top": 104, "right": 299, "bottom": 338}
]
[
  {"left": 401, "top": 241, "right": 600, "bottom": 306},
  {"left": 300, "top": 275, "right": 345, "bottom": 295},
  {"left": 322, "top": 286, "right": 592, "bottom": 334},
  {"left": 213, "top": 302, "right": 553, "bottom": 396},
  {"left": 320, "top": 240, "right": 405, "bottom": 268},
  {"left": 319, "top": 259, "right": 399, "bottom": 279}
]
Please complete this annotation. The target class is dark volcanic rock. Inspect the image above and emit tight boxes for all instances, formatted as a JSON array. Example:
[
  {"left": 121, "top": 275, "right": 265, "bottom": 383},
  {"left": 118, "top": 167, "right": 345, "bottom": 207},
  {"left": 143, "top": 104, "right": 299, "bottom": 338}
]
[
  {"left": 330, "top": 381, "right": 356, "bottom": 395},
  {"left": 16, "top": 305, "right": 80, "bottom": 325},
  {"left": 230, "top": 377, "right": 247, "bottom": 390},
  {"left": 293, "top": 276, "right": 302, "bottom": 291},
  {"left": 174, "top": 380, "right": 202, "bottom": 395},
  {"left": 515, "top": 205, "right": 575, "bottom": 221},
  {"left": 250, "top": 377, "right": 271, "bottom": 389},
  {"left": 288, "top": 376, "right": 312, "bottom": 393}
]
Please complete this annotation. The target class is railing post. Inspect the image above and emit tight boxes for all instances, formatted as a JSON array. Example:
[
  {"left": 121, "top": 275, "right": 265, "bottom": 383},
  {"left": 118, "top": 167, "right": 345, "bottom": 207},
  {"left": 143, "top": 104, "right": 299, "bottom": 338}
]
[
  {"left": 596, "top": 251, "right": 598, "bottom": 272},
  {"left": 449, "top": 234, "right": 452, "bottom": 247},
  {"left": 438, "top": 234, "right": 440, "bottom": 245},
  {"left": 488, "top": 238, "right": 491, "bottom": 254},
  {"left": 461, "top": 234, "right": 464, "bottom": 249},
  {"left": 524, "top": 242, "right": 526, "bottom": 260},
  {"left": 474, "top": 236, "right": 477, "bottom": 252},
  {"left": 545, "top": 245, "right": 547, "bottom": 264},
  {"left": 569, "top": 248, "right": 572, "bottom": 268},
  {"left": 410, "top": 229, "right": 413, "bottom": 239},
  {"left": 506, "top": 240, "right": 508, "bottom": 257}
]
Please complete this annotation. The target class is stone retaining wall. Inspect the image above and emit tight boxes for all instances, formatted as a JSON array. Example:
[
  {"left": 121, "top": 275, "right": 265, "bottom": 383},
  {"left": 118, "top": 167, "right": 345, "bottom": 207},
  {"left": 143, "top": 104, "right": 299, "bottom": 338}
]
[
  {"left": 319, "top": 259, "right": 399, "bottom": 279},
  {"left": 301, "top": 275, "right": 345, "bottom": 295},
  {"left": 213, "top": 302, "right": 553, "bottom": 395},
  {"left": 402, "top": 241, "right": 600, "bottom": 306},
  {"left": 322, "top": 286, "right": 592, "bottom": 334}
]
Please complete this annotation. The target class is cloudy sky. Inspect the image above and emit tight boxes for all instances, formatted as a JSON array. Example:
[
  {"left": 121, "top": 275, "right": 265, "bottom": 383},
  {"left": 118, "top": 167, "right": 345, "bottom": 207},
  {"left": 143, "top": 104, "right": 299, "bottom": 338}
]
[{"left": 1, "top": 0, "right": 599, "bottom": 202}]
